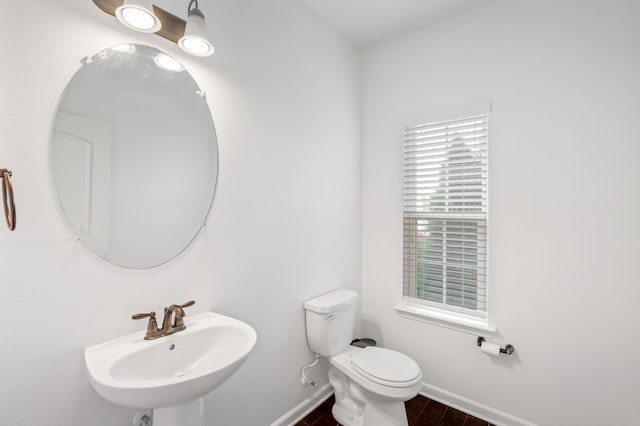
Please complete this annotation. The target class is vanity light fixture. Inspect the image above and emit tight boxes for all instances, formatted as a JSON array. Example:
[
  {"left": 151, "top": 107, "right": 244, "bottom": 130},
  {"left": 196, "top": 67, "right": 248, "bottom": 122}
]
[
  {"left": 178, "top": 0, "right": 214, "bottom": 57},
  {"left": 93, "top": 1, "right": 215, "bottom": 58},
  {"left": 115, "top": 0, "right": 161, "bottom": 33}
]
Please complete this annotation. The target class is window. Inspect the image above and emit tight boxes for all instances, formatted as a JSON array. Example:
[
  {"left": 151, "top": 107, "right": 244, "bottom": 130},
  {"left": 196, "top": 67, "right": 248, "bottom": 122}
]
[{"left": 402, "top": 111, "right": 488, "bottom": 322}]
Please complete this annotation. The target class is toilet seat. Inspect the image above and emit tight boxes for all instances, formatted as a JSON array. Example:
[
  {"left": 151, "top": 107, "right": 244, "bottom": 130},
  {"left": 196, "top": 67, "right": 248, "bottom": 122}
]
[
  {"left": 351, "top": 347, "right": 421, "bottom": 388},
  {"left": 330, "top": 346, "right": 423, "bottom": 402}
]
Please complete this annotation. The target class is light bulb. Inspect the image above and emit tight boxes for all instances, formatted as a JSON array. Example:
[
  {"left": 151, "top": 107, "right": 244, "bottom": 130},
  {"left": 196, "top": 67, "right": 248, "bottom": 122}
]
[
  {"left": 181, "top": 37, "right": 214, "bottom": 56},
  {"left": 121, "top": 7, "right": 155, "bottom": 30},
  {"left": 115, "top": 0, "right": 161, "bottom": 33}
]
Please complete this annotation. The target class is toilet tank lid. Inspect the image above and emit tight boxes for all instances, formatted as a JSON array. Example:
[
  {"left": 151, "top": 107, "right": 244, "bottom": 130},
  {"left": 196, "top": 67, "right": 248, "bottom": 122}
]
[{"left": 304, "top": 289, "right": 358, "bottom": 313}]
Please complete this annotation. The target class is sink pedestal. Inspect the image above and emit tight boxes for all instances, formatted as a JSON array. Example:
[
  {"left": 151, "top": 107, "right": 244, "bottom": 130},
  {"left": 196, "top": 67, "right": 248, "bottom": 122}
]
[{"left": 154, "top": 399, "right": 204, "bottom": 426}]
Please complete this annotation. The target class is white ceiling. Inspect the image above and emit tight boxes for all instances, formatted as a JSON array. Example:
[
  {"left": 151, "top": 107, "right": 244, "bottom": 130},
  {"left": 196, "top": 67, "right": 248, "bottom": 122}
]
[
  {"left": 297, "top": 0, "right": 495, "bottom": 48},
  {"left": 155, "top": 0, "right": 495, "bottom": 49}
]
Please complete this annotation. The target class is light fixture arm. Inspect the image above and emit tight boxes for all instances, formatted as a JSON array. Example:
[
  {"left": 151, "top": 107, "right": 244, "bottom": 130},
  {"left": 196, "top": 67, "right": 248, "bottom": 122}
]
[{"left": 187, "top": 0, "right": 205, "bottom": 19}]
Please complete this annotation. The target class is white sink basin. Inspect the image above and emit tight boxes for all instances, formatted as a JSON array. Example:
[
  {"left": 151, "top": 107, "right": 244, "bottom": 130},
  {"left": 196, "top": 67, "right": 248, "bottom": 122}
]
[{"left": 85, "top": 312, "right": 257, "bottom": 409}]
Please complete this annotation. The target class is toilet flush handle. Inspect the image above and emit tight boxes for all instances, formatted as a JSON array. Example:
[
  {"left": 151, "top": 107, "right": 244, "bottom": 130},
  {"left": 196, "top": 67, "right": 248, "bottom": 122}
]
[{"left": 327, "top": 314, "right": 334, "bottom": 321}]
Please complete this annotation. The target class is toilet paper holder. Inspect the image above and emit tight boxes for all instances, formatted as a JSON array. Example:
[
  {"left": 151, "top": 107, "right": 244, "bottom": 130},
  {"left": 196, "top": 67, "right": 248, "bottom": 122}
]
[{"left": 477, "top": 337, "right": 514, "bottom": 355}]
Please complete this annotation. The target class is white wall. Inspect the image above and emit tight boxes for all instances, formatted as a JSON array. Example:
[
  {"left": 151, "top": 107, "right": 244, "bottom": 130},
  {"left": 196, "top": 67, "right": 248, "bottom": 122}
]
[
  {"left": 361, "top": 1, "right": 640, "bottom": 425},
  {"left": 0, "top": 0, "right": 360, "bottom": 425}
]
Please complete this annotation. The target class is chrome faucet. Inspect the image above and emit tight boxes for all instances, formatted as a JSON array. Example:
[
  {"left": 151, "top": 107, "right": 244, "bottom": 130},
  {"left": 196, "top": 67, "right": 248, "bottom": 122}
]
[{"left": 132, "top": 300, "right": 195, "bottom": 340}]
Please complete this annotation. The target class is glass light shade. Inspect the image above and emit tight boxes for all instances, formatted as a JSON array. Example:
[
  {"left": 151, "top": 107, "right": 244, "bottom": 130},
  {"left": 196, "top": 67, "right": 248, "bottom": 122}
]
[
  {"left": 178, "top": 12, "right": 214, "bottom": 57},
  {"left": 115, "top": 0, "right": 161, "bottom": 33}
]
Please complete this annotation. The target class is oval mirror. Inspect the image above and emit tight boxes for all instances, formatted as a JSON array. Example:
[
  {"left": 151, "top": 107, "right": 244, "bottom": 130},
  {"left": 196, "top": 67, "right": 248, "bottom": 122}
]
[{"left": 51, "top": 44, "right": 218, "bottom": 269}]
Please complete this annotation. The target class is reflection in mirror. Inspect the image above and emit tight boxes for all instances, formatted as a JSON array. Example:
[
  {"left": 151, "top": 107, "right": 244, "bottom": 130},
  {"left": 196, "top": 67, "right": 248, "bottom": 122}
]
[{"left": 51, "top": 44, "right": 218, "bottom": 269}]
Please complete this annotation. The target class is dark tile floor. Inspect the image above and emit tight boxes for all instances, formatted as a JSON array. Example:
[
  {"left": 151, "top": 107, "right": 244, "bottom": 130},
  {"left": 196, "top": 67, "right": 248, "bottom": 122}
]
[{"left": 296, "top": 394, "right": 496, "bottom": 426}]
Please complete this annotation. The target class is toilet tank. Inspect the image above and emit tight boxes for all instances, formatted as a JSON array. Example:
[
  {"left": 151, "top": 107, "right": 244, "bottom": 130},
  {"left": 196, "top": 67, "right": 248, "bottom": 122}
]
[{"left": 304, "top": 289, "right": 358, "bottom": 357}]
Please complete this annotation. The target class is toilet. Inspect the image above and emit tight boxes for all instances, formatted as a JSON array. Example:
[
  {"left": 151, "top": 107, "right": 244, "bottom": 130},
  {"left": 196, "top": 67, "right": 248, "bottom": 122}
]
[{"left": 304, "top": 289, "right": 422, "bottom": 426}]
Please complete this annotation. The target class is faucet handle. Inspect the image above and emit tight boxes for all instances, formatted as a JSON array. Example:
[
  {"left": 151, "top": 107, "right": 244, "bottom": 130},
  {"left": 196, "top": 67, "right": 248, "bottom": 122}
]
[
  {"left": 132, "top": 311, "right": 156, "bottom": 321},
  {"left": 179, "top": 300, "right": 196, "bottom": 309},
  {"left": 132, "top": 311, "right": 162, "bottom": 340}
]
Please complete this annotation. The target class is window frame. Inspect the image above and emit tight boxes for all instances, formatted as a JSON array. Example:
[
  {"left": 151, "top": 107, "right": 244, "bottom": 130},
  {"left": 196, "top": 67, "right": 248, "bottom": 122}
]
[{"left": 395, "top": 102, "right": 494, "bottom": 335}]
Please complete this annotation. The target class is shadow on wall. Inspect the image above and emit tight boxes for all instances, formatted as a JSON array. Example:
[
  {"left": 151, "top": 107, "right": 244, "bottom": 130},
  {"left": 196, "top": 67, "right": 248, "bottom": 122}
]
[{"left": 360, "top": 316, "right": 384, "bottom": 346}]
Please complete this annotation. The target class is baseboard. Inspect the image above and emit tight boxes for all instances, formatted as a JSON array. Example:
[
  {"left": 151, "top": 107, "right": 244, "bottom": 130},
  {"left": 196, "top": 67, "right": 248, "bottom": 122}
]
[
  {"left": 270, "top": 383, "right": 333, "bottom": 426},
  {"left": 270, "top": 380, "right": 535, "bottom": 426},
  {"left": 421, "top": 382, "right": 537, "bottom": 426}
]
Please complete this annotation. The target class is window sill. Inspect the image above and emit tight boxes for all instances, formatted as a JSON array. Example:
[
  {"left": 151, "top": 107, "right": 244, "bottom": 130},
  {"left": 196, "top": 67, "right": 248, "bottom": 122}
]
[{"left": 394, "top": 303, "right": 496, "bottom": 337}]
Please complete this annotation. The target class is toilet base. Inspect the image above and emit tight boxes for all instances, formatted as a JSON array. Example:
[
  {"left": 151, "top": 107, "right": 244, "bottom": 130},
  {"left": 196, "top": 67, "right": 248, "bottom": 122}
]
[
  {"left": 332, "top": 397, "right": 408, "bottom": 426},
  {"left": 332, "top": 402, "right": 363, "bottom": 426},
  {"left": 330, "top": 367, "right": 364, "bottom": 426},
  {"left": 329, "top": 366, "right": 411, "bottom": 426}
]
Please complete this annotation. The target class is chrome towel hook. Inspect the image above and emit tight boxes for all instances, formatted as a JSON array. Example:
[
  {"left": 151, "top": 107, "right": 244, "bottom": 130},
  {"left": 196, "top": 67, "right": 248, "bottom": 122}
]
[{"left": 1, "top": 169, "right": 16, "bottom": 231}]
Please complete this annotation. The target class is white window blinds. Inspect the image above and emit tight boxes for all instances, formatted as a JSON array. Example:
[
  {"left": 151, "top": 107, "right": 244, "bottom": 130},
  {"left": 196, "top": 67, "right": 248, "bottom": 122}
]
[{"left": 403, "top": 112, "right": 488, "bottom": 317}]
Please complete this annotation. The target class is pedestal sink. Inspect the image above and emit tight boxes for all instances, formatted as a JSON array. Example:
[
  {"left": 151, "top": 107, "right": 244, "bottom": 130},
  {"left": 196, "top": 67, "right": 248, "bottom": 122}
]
[{"left": 85, "top": 312, "right": 257, "bottom": 425}]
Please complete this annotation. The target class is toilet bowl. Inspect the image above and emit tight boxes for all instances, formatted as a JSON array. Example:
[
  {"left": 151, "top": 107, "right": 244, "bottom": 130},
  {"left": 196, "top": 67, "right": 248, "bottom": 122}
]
[
  {"left": 329, "top": 346, "right": 422, "bottom": 426},
  {"left": 304, "top": 289, "right": 423, "bottom": 426}
]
